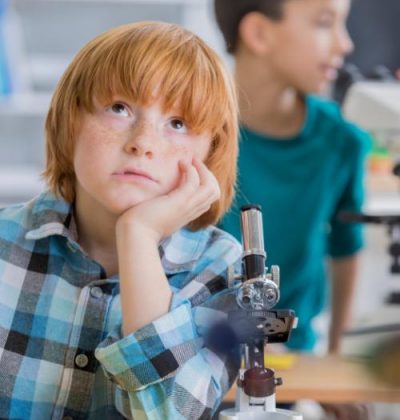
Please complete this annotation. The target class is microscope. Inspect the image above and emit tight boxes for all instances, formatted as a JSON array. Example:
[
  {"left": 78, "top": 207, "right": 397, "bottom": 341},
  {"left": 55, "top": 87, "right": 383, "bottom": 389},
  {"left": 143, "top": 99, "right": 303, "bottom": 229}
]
[
  {"left": 339, "top": 163, "right": 400, "bottom": 388},
  {"left": 219, "top": 205, "right": 302, "bottom": 420},
  {"left": 342, "top": 78, "right": 400, "bottom": 157},
  {"left": 340, "top": 163, "right": 400, "bottom": 302}
]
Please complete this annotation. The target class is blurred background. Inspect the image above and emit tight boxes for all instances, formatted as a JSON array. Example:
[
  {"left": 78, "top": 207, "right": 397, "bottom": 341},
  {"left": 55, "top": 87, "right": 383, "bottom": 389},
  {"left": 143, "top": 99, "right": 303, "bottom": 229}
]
[
  {"left": 0, "top": 0, "right": 400, "bottom": 418},
  {"left": 0, "top": 0, "right": 228, "bottom": 205}
]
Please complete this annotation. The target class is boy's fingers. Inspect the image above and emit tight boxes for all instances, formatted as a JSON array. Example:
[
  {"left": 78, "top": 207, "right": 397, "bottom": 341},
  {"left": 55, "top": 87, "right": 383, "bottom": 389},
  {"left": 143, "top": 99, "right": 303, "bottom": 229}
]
[
  {"left": 192, "top": 158, "right": 220, "bottom": 212},
  {"left": 166, "top": 158, "right": 219, "bottom": 223},
  {"left": 192, "top": 157, "right": 221, "bottom": 198},
  {"left": 166, "top": 163, "right": 201, "bottom": 220},
  {"left": 172, "top": 161, "right": 199, "bottom": 197},
  {"left": 180, "top": 160, "right": 201, "bottom": 191},
  {"left": 176, "top": 161, "right": 188, "bottom": 189},
  {"left": 192, "top": 157, "right": 213, "bottom": 186}
]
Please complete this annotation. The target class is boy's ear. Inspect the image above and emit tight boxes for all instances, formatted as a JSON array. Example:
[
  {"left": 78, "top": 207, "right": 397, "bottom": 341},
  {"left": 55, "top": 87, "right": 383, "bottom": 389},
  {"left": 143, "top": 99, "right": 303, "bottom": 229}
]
[{"left": 238, "top": 12, "right": 275, "bottom": 56}]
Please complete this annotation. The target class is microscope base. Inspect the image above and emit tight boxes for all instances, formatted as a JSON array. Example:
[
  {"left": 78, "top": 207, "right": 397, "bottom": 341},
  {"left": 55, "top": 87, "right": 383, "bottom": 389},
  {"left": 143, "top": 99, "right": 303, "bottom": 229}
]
[{"left": 219, "top": 407, "right": 303, "bottom": 420}]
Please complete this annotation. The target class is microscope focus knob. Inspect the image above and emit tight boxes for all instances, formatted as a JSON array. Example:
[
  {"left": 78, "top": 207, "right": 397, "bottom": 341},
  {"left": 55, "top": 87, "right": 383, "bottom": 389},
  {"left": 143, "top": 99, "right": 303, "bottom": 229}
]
[
  {"left": 242, "top": 367, "right": 279, "bottom": 398},
  {"left": 271, "top": 265, "right": 280, "bottom": 287},
  {"left": 236, "top": 279, "right": 280, "bottom": 310},
  {"left": 264, "top": 282, "right": 279, "bottom": 307}
]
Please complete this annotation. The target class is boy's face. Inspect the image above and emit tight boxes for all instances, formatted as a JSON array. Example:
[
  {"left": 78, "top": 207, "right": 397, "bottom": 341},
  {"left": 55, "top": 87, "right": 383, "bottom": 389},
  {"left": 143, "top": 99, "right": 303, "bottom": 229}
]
[
  {"left": 73, "top": 97, "right": 212, "bottom": 215},
  {"left": 265, "top": 0, "right": 353, "bottom": 93}
]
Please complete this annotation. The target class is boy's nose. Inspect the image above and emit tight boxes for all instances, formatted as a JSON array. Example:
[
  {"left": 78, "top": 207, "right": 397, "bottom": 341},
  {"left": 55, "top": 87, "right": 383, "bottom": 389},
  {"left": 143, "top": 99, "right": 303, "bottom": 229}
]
[
  {"left": 334, "top": 27, "right": 354, "bottom": 56},
  {"left": 124, "top": 122, "right": 157, "bottom": 159}
]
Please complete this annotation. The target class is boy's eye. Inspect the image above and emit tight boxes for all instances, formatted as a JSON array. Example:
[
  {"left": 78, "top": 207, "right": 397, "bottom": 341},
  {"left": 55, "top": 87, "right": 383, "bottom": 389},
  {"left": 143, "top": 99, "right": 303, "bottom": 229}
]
[
  {"left": 169, "top": 118, "right": 188, "bottom": 133},
  {"left": 107, "top": 103, "right": 129, "bottom": 117},
  {"left": 316, "top": 13, "right": 334, "bottom": 29},
  {"left": 317, "top": 19, "right": 334, "bottom": 29}
]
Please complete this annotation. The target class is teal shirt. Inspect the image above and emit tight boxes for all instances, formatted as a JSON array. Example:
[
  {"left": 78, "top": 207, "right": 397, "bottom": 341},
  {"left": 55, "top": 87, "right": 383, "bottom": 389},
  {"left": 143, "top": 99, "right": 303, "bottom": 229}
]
[{"left": 220, "top": 95, "right": 371, "bottom": 351}]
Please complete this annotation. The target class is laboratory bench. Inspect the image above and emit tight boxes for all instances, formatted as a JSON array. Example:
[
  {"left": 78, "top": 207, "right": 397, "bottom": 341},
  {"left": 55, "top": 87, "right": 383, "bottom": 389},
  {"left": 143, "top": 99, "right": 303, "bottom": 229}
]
[{"left": 223, "top": 353, "right": 400, "bottom": 404}]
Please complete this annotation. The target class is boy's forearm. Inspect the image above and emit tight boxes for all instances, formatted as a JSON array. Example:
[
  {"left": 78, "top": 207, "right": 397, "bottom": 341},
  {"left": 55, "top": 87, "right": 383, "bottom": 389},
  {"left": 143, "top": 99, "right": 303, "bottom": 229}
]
[
  {"left": 117, "top": 223, "right": 172, "bottom": 336},
  {"left": 329, "top": 254, "right": 360, "bottom": 353}
]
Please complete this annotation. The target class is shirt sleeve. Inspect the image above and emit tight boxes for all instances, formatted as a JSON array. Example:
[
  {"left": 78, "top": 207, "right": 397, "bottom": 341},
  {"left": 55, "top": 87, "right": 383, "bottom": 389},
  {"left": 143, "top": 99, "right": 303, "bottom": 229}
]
[
  {"left": 328, "top": 126, "right": 371, "bottom": 258},
  {"left": 95, "top": 233, "right": 242, "bottom": 419}
]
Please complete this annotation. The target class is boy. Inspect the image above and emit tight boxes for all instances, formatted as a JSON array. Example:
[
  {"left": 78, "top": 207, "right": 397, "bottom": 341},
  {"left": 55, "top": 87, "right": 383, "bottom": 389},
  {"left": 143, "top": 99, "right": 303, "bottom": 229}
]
[
  {"left": 215, "top": 0, "right": 371, "bottom": 353},
  {"left": 0, "top": 22, "right": 241, "bottom": 419}
]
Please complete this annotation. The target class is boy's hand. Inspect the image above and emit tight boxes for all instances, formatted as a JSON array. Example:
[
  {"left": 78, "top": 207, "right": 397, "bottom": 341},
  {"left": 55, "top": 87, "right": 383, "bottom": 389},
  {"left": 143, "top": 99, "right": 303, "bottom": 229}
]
[{"left": 116, "top": 158, "right": 220, "bottom": 243}]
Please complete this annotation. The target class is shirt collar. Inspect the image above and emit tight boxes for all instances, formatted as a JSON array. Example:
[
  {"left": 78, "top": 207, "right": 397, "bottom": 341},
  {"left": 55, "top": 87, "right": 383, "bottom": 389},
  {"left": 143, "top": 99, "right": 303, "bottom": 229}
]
[
  {"left": 25, "top": 191, "right": 78, "bottom": 243},
  {"left": 24, "top": 191, "right": 208, "bottom": 274}
]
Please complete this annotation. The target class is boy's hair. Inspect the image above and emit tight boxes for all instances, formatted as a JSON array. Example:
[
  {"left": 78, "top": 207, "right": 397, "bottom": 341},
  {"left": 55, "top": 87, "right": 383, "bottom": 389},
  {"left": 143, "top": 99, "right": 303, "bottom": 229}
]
[
  {"left": 214, "top": 0, "right": 287, "bottom": 53},
  {"left": 43, "top": 21, "right": 238, "bottom": 230}
]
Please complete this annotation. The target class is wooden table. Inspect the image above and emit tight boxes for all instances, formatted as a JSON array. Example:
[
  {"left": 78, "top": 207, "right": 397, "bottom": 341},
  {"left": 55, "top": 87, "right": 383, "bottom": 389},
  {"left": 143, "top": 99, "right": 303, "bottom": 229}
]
[{"left": 224, "top": 354, "right": 400, "bottom": 403}]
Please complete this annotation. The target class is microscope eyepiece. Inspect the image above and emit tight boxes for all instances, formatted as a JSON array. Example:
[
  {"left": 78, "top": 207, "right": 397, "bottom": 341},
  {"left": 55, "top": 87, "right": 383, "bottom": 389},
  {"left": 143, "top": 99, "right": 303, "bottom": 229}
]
[
  {"left": 240, "top": 205, "right": 266, "bottom": 280},
  {"left": 237, "top": 205, "right": 280, "bottom": 310}
]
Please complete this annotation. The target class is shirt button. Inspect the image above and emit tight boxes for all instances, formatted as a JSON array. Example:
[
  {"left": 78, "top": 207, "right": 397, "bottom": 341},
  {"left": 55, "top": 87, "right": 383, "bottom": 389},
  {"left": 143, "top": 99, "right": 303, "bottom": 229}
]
[
  {"left": 75, "top": 353, "right": 89, "bottom": 368},
  {"left": 90, "top": 286, "right": 103, "bottom": 299}
]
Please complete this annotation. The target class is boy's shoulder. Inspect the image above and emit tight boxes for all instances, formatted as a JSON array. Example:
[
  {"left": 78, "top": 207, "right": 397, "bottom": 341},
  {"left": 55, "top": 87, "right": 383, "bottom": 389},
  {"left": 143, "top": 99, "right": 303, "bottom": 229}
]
[
  {"left": 307, "top": 95, "right": 371, "bottom": 150},
  {"left": 0, "top": 197, "right": 37, "bottom": 243},
  {"left": 170, "top": 224, "right": 242, "bottom": 260},
  {"left": 0, "top": 191, "right": 70, "bottom": 244},
  {"left": 162, "top": 225, "right": 242, "bottom": 274},
  {"left": 201, "top": 224, "right": 243, "bottom": 257}
]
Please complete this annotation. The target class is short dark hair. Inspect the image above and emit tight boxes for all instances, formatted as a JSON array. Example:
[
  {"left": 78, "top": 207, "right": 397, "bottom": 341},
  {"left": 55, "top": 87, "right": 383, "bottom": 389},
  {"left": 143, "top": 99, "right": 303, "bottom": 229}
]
[{"left": 214, "top": 0, "right": 286, "bottom": 53}]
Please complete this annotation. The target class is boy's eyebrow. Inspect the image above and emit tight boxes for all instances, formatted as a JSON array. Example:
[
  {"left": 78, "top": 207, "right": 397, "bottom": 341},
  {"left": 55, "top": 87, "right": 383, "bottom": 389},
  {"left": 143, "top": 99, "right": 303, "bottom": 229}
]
[
  {"left": 318, "top": 0, "right": 349, "bottom": 18},
  {"left": 317, "top": 7, "right": 335, "bottom": 18},
  {"left": 104, "top": 94, "right": 132, "bottom": 103}
]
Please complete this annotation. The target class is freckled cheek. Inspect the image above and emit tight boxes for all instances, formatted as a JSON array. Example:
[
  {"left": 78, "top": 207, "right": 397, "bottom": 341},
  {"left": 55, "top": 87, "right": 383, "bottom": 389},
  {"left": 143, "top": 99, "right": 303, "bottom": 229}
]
[
  {"left": 164, "top": 141, "right": 209, "bottom": 162},
  {"left": 162, "top": 141, "right": 210, "bottom": 191},
  {"left": 158, "top": 144, "right": 190, "bottom": 189},
  {"left": 158, "top": 143, "right": 190, "bottom": 166},
  {"left": 74, "top": 132, "right": 119, "bottom": 176}
]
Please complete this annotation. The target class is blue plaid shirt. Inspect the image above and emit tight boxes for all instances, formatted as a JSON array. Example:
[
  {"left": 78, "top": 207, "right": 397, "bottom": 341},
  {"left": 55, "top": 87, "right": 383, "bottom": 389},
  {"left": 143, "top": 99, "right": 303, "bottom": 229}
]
[{"left": 0, "top": 191, "right": 242, "bottom": 419}]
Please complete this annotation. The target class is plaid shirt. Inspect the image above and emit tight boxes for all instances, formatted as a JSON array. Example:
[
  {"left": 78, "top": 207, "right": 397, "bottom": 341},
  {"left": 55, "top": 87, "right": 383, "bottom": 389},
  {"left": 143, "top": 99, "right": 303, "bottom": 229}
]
[{"left": 0, "top": 191, "right": 242, "bottom": 419}]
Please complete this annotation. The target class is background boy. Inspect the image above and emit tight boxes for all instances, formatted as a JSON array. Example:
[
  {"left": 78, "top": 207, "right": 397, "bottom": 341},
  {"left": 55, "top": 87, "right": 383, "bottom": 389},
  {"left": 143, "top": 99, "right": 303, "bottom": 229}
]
[
  {"left": 215, "top": 0, "right": 371, "bottom": 353},
  {"left": 0, "top": 22, "right": 241, "bottom": 419}
]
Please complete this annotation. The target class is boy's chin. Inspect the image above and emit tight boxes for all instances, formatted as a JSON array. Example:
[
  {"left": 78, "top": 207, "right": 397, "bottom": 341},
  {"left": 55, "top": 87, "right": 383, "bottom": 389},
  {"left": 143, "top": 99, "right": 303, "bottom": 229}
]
[
  {"left": 107, "top": 195, "right": 153, "bottom": 215},
  {"left": 300, "top": 80, "right": 331, "bottom": 96},
  {"left": 110, "top": 202, "right": 141, "bottom": 215},
  {"left": 318, "top": 77, "right": 334, "bottom": 91}
]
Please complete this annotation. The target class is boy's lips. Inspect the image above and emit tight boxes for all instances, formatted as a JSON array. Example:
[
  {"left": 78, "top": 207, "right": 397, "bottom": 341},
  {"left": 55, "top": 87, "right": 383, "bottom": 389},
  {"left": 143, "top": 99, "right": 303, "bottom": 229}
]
[
  {"left": 321, "top": 64, "right": 339, "bottom": 81},
  {"left": 320, "top": 60, "right": 343, "bottom": 81},
  {"left": 112, "top": 167, "right": 157, "bottom": 183}
]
